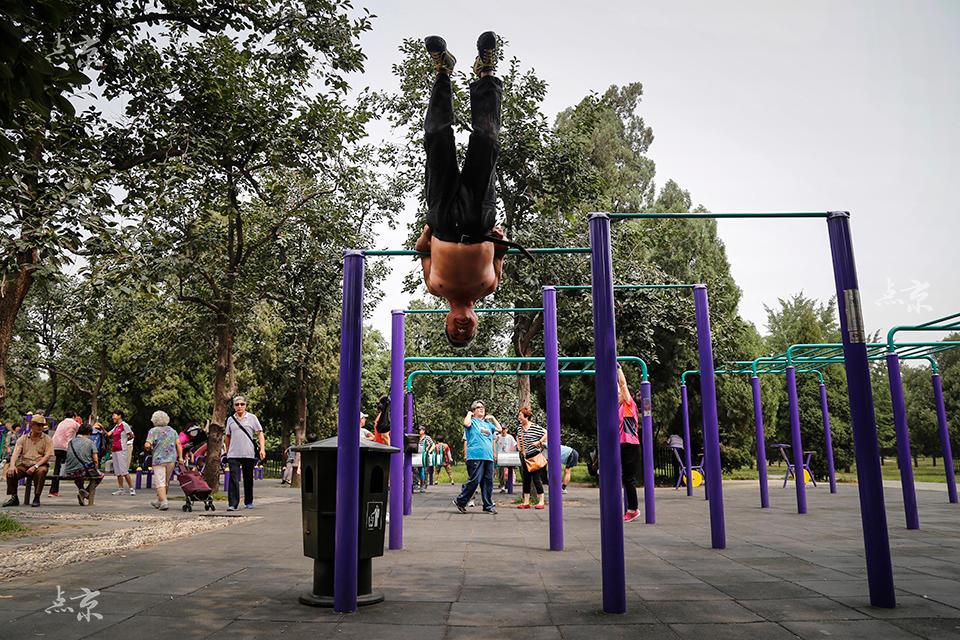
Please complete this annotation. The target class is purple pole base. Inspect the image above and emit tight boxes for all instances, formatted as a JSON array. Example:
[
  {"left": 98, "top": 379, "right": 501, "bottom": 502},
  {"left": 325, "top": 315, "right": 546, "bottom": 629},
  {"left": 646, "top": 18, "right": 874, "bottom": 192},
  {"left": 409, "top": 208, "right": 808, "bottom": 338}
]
[
  {"left": 932, "top": 374, "right": 958, "bottom": 504},
  {"left": 640, "top": 380, "right": 655, "bottom": 524},
  {"left": 886, "top": 353, "right": 919, "bottom": 530},
  {"left": 819, "top": 383, "right": 837, "bottom": 494},
  {"left": 751, "top": 376, "right": 770, "bottom": 508},
  {"left": 681, "top": 385, "right": 694, "bottom": 496}
]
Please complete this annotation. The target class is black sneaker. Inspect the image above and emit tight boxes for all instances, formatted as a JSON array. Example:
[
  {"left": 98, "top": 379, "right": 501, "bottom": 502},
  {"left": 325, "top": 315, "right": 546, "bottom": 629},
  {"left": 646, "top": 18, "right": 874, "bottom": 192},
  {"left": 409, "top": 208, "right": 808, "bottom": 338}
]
[
  {"left": 1, "top": 496, "right": 19, "bottom": 507},
  {"left": 425, "top": 36, "right": 456, "bottom": 75},
  {"left": 452, "top": 499, "right": 467, "bottom": 514},
  {"left": 473, "top": 31, "right": 498, "bottom": 77},
  {"left": 30, "top": 498, "right": 40, "bottom": 508},
  {"left": 483, "top": 507, "right": 498, "bottom": 515}
]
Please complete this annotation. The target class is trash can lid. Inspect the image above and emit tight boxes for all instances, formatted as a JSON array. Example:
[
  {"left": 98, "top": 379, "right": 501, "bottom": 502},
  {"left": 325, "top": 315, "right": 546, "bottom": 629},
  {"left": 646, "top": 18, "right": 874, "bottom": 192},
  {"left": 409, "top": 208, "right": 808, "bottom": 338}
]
[{"left": 292, "top": 435, "right": 399, "bottom": 454}]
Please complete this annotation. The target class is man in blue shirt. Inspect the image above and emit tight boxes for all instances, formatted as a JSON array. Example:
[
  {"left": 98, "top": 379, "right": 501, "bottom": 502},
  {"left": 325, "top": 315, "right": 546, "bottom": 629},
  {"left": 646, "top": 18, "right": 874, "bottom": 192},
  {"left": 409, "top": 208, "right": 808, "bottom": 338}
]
[{"left": 453, "top": 399, "right": 499, "bottom": 514}]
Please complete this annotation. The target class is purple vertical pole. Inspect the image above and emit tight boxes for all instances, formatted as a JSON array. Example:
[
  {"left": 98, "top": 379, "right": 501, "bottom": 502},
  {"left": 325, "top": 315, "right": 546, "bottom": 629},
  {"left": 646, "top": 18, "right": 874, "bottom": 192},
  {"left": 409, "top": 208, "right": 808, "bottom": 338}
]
[
  {"left": 588, "top": 213, "right": 626, "bottom": 614},
  {"left": 334, "top": 250, "right": 364, "bottom": 613},
  {"left": 388, "top": 311, "right": 405, "bottom": 550},
  {"left": 751, "top": 376, "right": 770, "bottom": 508},
  {"left": 785, "top": 366, "right": 808, "bottom": 514},
  {"left": 932, "top": 373, "right": 958, "bottom": 504},
  {"left": 827, "top": 211, "right": 895, "bottom": 608},
  {"left": 543, "top": 286, "right": 564, "bottom": 551},
  {"left": 693, "top": 284, "right": 725, "bottom": 549},
  {"left": 506, "top": 468, "right": 514, "bottom": 494},
  {"left": 819, "top": 383, "right": 837, "bottom": 495},
  {"left": 886, "top": 353, "right": 919, "bottom": 530},
  {"left": 404, "top": 391, "right": 413, "bottom": 516},
  {"left": 639, "top": 380, "right": 656, "bottom": 524},
  {"left": 681, "top": 384, "right": 693, "bottom": 496}
]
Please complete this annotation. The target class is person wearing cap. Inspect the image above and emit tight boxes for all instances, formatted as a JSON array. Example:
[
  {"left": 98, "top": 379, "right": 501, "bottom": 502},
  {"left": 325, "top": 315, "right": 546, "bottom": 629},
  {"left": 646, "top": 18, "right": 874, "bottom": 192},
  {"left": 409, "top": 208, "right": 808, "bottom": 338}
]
[
  {"left": 3, "top": 414, "right": 54, "bottom": 507},
  {"left": 224, "top": 395, "right": 266, "bottom": 511},
  {"left": 359, "top": 413, "right": 376, "bottom": 441},
  {"left": 452, "top": 399, "right": 500, "bottom": 514}
]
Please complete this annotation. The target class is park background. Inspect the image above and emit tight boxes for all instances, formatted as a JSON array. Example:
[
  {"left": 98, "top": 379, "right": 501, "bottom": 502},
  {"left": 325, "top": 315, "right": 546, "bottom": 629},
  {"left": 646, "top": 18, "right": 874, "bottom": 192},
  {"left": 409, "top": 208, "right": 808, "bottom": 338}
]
[{"left": 2, "top": 1, "right": 958, "bottom": 490}]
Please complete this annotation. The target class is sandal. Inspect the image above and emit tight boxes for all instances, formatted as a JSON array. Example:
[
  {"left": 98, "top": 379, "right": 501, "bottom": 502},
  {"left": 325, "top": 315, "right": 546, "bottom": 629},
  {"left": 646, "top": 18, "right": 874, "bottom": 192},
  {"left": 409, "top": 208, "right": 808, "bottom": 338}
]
[{"left": 517, "top": 503, "right": 531, "bottom": 509}]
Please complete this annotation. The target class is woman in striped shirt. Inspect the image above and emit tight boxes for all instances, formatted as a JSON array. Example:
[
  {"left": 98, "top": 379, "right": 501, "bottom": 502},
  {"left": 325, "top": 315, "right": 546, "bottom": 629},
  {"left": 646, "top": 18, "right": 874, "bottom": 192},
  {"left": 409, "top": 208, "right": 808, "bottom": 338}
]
[{"left": 517, "top": 406, "right": 547, "bottom": 510}]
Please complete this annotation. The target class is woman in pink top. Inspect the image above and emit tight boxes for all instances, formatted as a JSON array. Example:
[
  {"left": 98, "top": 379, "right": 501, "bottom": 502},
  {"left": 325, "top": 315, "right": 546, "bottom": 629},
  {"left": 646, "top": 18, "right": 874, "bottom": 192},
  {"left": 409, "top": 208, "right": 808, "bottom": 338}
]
[
  {"left": 617, "top": 365, "right": 641, "bottom": 522},
  {"left": 48, "top": 412, "right": 82, "bottom": 497}
]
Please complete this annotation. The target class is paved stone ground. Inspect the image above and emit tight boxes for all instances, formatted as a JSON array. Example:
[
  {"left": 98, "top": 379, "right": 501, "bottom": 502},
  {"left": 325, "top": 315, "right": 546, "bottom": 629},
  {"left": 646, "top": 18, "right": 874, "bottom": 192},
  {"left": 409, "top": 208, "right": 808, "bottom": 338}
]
[{"left": 0, "top": 478, "right": 959, "bottom": 639}]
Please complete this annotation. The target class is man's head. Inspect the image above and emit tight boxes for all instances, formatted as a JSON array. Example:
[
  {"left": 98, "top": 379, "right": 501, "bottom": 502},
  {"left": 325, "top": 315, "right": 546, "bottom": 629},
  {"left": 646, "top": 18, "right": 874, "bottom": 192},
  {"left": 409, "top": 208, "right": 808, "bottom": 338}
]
[
  {"left": 444, "top": 304, "right": 478, "bottom": 348},
  {"left": 70, "top": 411, "right": 82, "bottom": 423},
  {"left": 418, "top": 425, "right": 426, "bottom": 436},
  {"left": 360, "top": 412, "right": 368, "bottom": 427},
  {"left": 77, "top": 423, "right": 93, "bottom": 437},
  {"left": 233, "top": 395, "right": 247, "bottom": 416},
  {"left": 470, "top": 400, "right": 486, "bottom": 419},
  {"left": 29, "top": 414, "right": 45, "bottom": 434},
  {"left": 112, "top": 410, "right": 124, "bottom": 424}
]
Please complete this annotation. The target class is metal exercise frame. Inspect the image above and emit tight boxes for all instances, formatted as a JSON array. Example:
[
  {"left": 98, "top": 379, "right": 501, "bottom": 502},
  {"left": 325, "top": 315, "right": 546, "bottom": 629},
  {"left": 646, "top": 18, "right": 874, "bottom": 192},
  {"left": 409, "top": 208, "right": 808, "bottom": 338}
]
[{"left": 591, "top": 211, "right": 893, "bottom": 609}]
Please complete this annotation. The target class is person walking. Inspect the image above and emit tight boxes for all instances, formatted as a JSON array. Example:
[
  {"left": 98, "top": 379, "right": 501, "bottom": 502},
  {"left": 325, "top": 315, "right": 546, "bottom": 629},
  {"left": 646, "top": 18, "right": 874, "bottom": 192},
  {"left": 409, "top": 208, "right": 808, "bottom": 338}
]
[
  {"left": 48, "top": 411, "right": 82, "bottom": 497},
  {"left": 109, "top": 411, "right": 136, "bottom": 496},
  {"left": 3, "top": 414, "right": 54, "bottom": 507},
  {"left": 618, "top": 364, "right": 642, "bottom": 522},
  {"left": 63, "top": 423, "right": 102, "bottom": 506},
  {"left": 224, "top": 395, "right": 265, "bottom": 511},
  {"left": 144, "top": 411, "right": 183, "bottom": 511},
  {"left": 435, "top": 436, "right": 454, "bottom": 484},
  {"left": 517, "top": 407, "right": 547, "bottom": 510},
  {"left": 452, "top": 400, "right": 499, "bottom": 514},
  {"left": 495, "top": 424, "right": 518, "bottom": 493},
  {"left": 416, "top": 426, "right": 435, "bottom": 493}
]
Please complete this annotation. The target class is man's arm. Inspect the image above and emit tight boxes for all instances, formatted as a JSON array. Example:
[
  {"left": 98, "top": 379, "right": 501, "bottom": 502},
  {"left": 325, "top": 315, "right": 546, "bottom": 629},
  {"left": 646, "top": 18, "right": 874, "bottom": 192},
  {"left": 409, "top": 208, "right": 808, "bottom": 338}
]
[
  {"left": 8, "top": 439, "right": 22, "bottom": 470},
  {"left": 463, "top": 412, "right": 472, "bottom": 427},
  {"left": 257, "top": 431, "right": 266, "bottom": 460},
  {"left": 37, "top": 439, "right": 53, "bottom": 467},
  {"left": 416, "top": 225, "right": 437, "bottom": 294}
]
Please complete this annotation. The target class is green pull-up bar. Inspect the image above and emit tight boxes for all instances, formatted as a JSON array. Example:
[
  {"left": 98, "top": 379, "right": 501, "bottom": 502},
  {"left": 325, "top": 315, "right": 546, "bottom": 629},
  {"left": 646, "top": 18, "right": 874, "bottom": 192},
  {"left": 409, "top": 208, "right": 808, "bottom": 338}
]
[
  {"left": 553, "top": 284, "right": 697, "bottom": 290},
  {"left": 886, "top": 312, "right": 960, "bottom": 352}
]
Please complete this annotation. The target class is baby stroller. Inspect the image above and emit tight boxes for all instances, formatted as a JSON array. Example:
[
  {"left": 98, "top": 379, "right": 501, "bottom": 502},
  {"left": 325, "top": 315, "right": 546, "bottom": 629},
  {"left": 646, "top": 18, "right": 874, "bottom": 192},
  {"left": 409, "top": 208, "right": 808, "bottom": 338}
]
[{"left": 175, "top": 461, "right": 216, "bottom": 512}]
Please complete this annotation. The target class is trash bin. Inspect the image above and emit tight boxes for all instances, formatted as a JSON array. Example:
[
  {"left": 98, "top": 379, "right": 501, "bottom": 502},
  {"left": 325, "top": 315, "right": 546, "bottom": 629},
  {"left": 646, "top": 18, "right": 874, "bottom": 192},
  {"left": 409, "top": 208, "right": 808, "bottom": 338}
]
[{"left": 294, "top": 435, "right": 398, "bottom": 607}]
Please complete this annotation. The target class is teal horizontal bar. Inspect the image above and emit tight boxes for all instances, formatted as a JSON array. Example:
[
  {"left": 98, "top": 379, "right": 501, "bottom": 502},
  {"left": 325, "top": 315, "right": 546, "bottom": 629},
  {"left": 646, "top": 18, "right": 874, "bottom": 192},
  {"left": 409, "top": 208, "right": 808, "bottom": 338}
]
[
  {"left": 554, "top": 284, "right": 696, "bottom": 290},
  {"left": 403, "top": 307, "right": 543, "bottom": 314},
  {"left": 363, "top": 247, "right": 592, "bottom": 257},
  {"left": 609, "top": 212, "right": 829, "bottom": 220}
]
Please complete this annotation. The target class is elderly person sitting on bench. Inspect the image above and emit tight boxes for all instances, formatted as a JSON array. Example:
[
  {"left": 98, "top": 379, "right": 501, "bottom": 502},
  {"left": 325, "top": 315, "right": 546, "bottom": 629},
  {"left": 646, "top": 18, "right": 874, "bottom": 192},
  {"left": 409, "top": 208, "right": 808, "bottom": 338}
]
[{"left": 2, "top": 414, "right": 54, "bottom": 507}]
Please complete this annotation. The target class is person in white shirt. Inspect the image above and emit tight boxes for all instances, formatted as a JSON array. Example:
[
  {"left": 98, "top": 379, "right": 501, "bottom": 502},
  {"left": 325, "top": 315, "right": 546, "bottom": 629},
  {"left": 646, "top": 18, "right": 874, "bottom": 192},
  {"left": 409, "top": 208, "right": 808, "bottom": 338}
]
[{"left": 224, "top": 395, "right": 265, "bottom": 511}]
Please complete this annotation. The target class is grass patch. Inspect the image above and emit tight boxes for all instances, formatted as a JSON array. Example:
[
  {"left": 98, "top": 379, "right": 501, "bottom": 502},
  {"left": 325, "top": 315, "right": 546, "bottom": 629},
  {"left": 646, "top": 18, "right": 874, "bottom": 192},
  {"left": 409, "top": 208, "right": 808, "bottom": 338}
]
[
  {"left": 0, "top": 513, "right": 28, "bottom": 539},
  {"left": 725, "top": 456, "right": 958, "bottom": 484}
]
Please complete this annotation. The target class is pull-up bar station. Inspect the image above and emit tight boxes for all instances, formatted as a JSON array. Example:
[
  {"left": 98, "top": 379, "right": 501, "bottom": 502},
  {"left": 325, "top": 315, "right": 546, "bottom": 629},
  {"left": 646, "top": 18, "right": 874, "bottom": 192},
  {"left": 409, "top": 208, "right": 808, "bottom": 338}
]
[{"left": 331, "top": 209, "right": 894, "bottom": 614}]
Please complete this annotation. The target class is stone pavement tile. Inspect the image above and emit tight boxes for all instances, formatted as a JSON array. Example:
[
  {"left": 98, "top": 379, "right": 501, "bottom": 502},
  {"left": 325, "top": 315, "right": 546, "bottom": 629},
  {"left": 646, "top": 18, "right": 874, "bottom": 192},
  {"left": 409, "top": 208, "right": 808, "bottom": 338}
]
[
  {"left": 546, "top": 601, "right": 658, "bottom": 626},
  {"left": 645, "top": 600, "right": 764, "bottom": 624},
  {"left": 895, "top": 578, "right": 960, "bottom": 608},
  {"left": 888, "top": 618, "right": 960, "bottom": 639},
  {"left": 670, "top": 622, "right": 799, "bottom": 639},
  {"left": 710, "top": 580, "right": 817, "bottom": 600},
  {"left": 238, "top": 596, "right": 345, "bottom": 622},
  {"left": 331, "top": 622, "right": 447, "bottom": 640},
  {"left": 379, "top": 587, "right": 460, "bottom": 602},
  {"left": 344, "top": 600, "right": 450, "bottom": 625},
  {"left": 144, "top": 592, "right": 269, "bottom": 618},
  {"left": 207, "top": 619, "right": 338, "bottom": 640},
  {"left": 689, "top": 569, "right": 782, "bottom": 584},
  {"left": 448, "top": 602, "right": 552, "bottom": 626},
  {"left": 559, "top": 624, "right": 681, "bottom": 640},
  {"left": 837, "top": 595, "right": 960, "bottom": 619},
  {"left": 460, "top": 585, "right": 547, "bottom": 602},
  {"left": 739, "top": 596, "right": 868, "bottom": 621},
  {"left": 0, "top": 610, "right": 131, "bottom": 640},
  {"left": 626, "top": 569, "right": 702, "bottom": 585},
  {"left": 632, "top": 582, "right": 728, "bottom": 601},
  {"left": 82, "top": 612, "right": 234, "bottom": 639},
  {"left": 794, "top": 579, "right": 873, "bottom": 598},
  {"left": 446, "top": 625, "right": 563, "bottom": 640},
  {"left": 782, "top": 619, "right": 922, "bottom": 640}
]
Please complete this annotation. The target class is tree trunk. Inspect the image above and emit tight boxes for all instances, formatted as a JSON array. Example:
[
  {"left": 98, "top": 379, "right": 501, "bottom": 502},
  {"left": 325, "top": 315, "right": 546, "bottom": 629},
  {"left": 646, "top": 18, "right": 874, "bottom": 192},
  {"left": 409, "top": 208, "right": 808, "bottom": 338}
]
[
  {"left": 0, "top": 252, "right": 38, "bottom": 415},
  {"left": 292, "top": 367, "right": 308, "bottom": 488},
  {"left": 46, "top": 368, "right": 58, "bottom": 415},
  {"left": 204, "top": 313, "right": 237, "bottom": 491},
  {"left": 89, "top": 344, "right": 109, "bottom": 425},
  {"left": 512, "top": 312, "right": 543, "bottom": 409}
]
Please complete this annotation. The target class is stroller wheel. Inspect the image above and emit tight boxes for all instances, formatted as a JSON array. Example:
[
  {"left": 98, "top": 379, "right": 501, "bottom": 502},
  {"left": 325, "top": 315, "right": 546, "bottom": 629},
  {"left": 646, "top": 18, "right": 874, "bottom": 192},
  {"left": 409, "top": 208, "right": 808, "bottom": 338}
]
[
  {"left": 186, "top": 502, "right": 193, "bottom": 512},
  {"left": 182, "top": 504, "right": 189, "bottom": 512}
]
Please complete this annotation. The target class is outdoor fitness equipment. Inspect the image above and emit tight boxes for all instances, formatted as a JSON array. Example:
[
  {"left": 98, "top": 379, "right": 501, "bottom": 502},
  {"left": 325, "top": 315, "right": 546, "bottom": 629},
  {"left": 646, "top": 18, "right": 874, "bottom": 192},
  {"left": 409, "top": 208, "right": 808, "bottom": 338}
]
[
  {"left": 593, "top": 211, "right": 893, "bottom": 610},
  {"left": 403, "top": 354, "right": 652, "bottom": 551}
]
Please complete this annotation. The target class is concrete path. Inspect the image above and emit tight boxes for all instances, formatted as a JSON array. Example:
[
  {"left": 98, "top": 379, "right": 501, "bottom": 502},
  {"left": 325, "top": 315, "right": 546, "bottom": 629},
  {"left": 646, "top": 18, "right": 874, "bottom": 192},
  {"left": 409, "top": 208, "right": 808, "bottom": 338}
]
[{"left": 1, "top": 478, "right": 959, "bottom": 639}]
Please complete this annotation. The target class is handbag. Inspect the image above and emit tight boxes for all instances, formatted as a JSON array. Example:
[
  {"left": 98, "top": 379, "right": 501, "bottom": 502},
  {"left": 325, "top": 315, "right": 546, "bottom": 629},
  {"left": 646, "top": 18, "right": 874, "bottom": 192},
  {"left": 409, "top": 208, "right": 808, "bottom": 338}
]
[
  {"left": 68, "top": 440, "right": 101, "bottom": 478},
  {"left": 524, "top": 451, "right": 548, "bottom": 472}
]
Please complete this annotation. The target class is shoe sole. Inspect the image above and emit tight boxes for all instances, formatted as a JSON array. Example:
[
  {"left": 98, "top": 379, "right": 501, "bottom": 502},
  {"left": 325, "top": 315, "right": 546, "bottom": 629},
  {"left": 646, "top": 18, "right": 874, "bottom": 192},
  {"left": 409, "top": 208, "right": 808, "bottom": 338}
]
[{"left": 451, "top": 499, "right": 467, "bottom": 513}]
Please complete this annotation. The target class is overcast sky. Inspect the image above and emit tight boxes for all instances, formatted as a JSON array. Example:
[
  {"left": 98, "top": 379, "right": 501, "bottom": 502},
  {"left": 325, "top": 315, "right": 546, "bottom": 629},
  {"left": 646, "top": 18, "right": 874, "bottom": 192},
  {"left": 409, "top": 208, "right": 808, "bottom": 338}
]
[{"left": 351, "top": 0, "right": 959, "bottom": 344}]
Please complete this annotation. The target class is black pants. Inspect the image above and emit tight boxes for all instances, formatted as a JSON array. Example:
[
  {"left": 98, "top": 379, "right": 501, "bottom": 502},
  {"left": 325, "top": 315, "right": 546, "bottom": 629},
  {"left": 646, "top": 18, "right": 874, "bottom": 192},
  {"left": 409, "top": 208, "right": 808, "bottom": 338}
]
[
  {"left": 227, "top": 457, "right": 256, "bottom": 508},
  {"left": 621, "top": 443, "right": 640, "bottom": 512},
  {"left": 424, "top": 73, "right": 502, "bottom": 242},
  {"left": 50, "top": 449, "right": 67, "bottom": 494},
  {"left": 520, "top": 459, "right": 544, "bottom": 496}
]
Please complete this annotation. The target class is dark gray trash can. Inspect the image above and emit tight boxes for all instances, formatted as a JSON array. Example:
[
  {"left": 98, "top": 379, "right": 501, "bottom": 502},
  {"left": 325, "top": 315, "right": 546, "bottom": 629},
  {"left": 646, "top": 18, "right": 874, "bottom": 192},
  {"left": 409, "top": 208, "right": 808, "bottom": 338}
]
[{"left": 294, "top": 436, "right": 398, "bottom": 607}]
